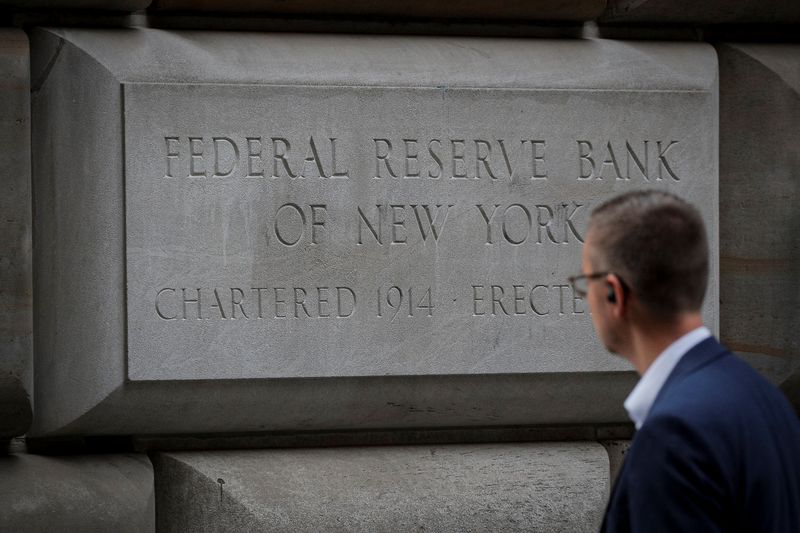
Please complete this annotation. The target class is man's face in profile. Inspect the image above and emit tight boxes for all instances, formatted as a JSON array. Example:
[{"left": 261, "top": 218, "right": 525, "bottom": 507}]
[{"left": 582, "top": 230, "right": 620, "bottom": 356}]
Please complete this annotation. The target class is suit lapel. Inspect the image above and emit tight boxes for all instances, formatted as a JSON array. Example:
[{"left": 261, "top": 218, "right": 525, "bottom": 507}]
[{"left": 604, "top": 336, "right": 729, "bottom": 530}]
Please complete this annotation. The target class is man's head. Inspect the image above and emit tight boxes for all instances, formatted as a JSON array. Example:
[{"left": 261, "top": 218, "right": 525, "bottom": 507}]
[{"left": 581, "top": 190, "right": 708, "bottom": 355}]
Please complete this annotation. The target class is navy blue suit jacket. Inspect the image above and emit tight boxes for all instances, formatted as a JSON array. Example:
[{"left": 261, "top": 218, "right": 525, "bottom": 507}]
[{"left": 601, "top": 337, "right": 800, "bottom": 532}]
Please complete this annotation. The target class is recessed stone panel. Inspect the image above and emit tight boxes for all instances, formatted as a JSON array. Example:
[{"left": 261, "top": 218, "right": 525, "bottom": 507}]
[
  {"left": 31, "top": 28, "right": 718, "bottom": 436},
  {"left": 716, "top": 43, "right": 800, "bottom": 406},
  {"left": 154, "top": 443, "right": 609, "bottom": 532},
  {"left": 124, "top": 83, "right": 714, "bottom": 381},
  {"left": 0, "top": 28, "right": 32, "bottom": 438}
]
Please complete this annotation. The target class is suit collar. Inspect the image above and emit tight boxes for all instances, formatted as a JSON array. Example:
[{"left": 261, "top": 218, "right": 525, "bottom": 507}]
[
  {"left": 624, "top": 327, "right": 711, "bottom": 429},
  {"left": 604, "top": 337, "right": 729, "bottom": 526},
  {"left": 650, "top": 336, "right": 728, "bottom": 411}
]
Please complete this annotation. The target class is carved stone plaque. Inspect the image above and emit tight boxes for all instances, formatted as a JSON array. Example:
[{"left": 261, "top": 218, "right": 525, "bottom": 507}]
[
  {"left": 125, "top": 83, "right": 717, "bottom": 381},
  {"left": 31, "top": 28, "right": 718, "bottom": 435}
]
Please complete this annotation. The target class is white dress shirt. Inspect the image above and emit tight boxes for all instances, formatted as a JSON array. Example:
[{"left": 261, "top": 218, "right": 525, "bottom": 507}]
[{"left": 624, "top": 326, "right": 712, "bottom": 430}]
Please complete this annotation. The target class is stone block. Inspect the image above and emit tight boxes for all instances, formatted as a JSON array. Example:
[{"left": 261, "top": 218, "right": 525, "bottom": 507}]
[
  {"left": 0, "top": 28, "right": 32, "bottom": 439},
  {"left": 599, "top": 439, "right": 630, "bottom": 484},
  {"left": 0, "top": 452, "right": 154, "bottom": 532},
  {"left": 150, "top": 0, "right": 606, "bottom": 21},
  {"left": 30, "top": 28, "right": 718, "bottom": 436},
  {"left": 716, "top": 44, "right": 800, "bottom": 405},
  {"left": 154, "top": 442, "right": 609, "bottom": 532},
  {"left": 601, "top": 0, "right": 800, "bottom": 25},
  {"left": 0, "top": 0, "right": 151, "bottom": 11}
]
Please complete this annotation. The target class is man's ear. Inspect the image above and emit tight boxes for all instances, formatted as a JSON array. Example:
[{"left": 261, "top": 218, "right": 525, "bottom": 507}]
[{"left": 605, "top": 274, "right": 627, "bottom": 318}]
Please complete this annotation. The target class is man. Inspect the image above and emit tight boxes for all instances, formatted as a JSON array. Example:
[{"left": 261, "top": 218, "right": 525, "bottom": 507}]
[{"left": 571, "top": 190, "right": 800, "bottom": 532}]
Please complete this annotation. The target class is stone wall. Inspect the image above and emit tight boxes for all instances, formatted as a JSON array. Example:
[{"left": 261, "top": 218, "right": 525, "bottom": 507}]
[{"left": 1, "top": 1, "right": 797, "bottom": 530}]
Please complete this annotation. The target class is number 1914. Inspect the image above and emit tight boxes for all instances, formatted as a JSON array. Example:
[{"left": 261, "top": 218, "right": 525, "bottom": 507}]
[{"left": 376, "top": 286, "right": 435, "bottom": 319}]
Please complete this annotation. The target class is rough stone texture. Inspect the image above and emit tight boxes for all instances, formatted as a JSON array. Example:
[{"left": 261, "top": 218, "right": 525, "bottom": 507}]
[
  {"left": 0, "top": 452, "right": 155, "bottom": 532},
  {"left": 716, "top": 44, "right": 800, "bottom": 408},
  {"left": 0, "top": 0, "right": 150, "bottom": 10},
  {"left": 601, "top": 0, "right": 800, "bottom": 24},
  {"left": 150, "top": 0, "right": 606, "bottom": 21},
  {"left": 30, "top": 28, "right": 717, "bottom": 436},
  {"left": 154, "top": 442, "right": 608, "bottom": 532},
  {"left": 0, "top": 29, "right": 32, "bottom": 439}
]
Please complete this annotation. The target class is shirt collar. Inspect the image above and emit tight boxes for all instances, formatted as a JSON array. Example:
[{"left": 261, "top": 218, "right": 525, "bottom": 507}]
[{"left": 624, "top": 326, "right": 712, "bottom": 429}]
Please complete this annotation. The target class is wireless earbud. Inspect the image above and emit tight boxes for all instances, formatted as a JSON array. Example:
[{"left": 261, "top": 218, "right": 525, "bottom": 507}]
[{"left": 607, "top": 286, "right": 616, "bottom": 303}]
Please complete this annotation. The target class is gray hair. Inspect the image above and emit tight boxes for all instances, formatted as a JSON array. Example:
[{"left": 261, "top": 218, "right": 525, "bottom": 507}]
[{"left": 588, "top": 190, "right": 708, "bottom": 318}]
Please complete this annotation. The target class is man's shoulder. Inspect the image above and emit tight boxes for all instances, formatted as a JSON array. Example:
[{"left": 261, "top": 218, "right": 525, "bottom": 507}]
[
  {"left": 654, "top": 340, "right": 792, "bottom": 418},
  {"left": 643, "top": 344, "right": 800, "bottom": 460}
]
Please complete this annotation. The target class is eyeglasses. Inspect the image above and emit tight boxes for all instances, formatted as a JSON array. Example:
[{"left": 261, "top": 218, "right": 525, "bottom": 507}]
[{"left": 568, "top": 272, "right": 628, "bottom": 298}]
